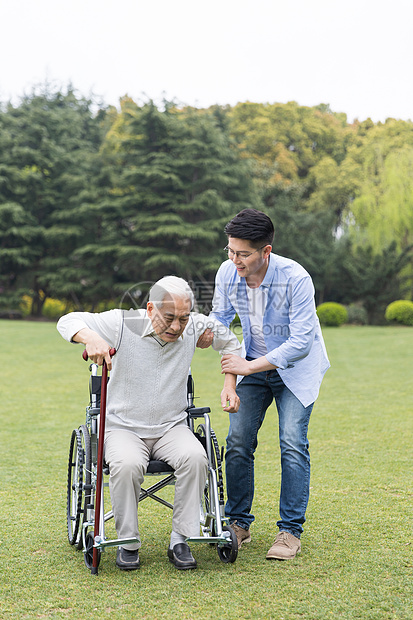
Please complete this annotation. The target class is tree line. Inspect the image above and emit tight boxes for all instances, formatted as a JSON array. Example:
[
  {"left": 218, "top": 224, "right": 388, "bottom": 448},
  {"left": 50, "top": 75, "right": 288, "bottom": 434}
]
[{"left": 1, "top": 87, "right": 412, "bottom": 323}]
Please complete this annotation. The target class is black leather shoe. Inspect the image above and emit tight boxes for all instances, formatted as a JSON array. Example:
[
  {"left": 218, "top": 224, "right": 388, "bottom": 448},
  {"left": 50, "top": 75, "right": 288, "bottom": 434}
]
[
  {"left": 167, "top": 543, "right": 197, "bottom": 570},
  {"left": 116, "top": 547, "right": 140, "bottom": 570}
]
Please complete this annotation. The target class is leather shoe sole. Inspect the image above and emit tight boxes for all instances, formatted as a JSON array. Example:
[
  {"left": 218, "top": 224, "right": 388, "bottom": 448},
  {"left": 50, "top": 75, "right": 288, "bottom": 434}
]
[{"left": 168, "top": 543, "right": 197, "bottom": 570}]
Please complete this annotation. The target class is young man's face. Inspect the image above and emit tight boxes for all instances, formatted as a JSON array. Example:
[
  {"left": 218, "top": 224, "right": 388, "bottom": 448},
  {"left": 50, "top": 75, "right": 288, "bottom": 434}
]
[
  {"left": 147, "top": 294, "right": 191, "bottom": 342},
  {"left": 226, "top": 236, "right": 271, "bottom": 281}
]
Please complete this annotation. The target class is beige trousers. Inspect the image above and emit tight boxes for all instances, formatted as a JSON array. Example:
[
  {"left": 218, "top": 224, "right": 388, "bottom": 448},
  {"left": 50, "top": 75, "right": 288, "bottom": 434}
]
[{"left": 104, "top": 425, "right": 208, "bottom": 550}]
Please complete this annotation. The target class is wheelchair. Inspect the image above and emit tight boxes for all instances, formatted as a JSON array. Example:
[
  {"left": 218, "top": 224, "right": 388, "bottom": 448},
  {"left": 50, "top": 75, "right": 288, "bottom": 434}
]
[{"left": 66, "top": 349, "right": 238, "bottom": 574}]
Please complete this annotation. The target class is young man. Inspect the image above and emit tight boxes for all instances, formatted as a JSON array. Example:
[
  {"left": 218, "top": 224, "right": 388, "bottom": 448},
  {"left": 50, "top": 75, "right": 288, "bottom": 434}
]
[
  {"left": 57, "top": 276, "right": 241, "bottom": 571},
  {"left": 200, "top": 209, "right": 330, "bottom": 560}
]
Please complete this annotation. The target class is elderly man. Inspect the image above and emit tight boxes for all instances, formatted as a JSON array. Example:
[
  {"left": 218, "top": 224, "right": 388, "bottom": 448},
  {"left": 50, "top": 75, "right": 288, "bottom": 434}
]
[{"left": 57, "top": 276, "right": 241, "bottom": 571}]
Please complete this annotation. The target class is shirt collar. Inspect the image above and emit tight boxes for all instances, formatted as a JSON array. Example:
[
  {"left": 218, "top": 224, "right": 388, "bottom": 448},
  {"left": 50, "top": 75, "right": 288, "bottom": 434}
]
[{"left": 260, "top": 253, "right": 276, "bottom": 288}]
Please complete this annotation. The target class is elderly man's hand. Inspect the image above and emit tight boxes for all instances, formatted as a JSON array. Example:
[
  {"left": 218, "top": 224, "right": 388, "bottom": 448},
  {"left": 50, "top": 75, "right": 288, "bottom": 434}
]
[
  {"left": 85, "top": 337, "right": 114, "bottom": 370},
  {"left": 196, "top": 328, "right": 214, "bottom": 349},
  {"left": 221, "top": 387, "right": 240, "bottom": 413},
  {"left": 75, "top": 328, "right": 114, "bottom": 370}
]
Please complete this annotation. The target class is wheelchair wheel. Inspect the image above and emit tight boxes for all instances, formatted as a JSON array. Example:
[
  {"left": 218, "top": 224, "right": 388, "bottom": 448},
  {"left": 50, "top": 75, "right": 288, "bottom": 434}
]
[
  {"left": 75, "top": 425, "right": 92, "bottom": 550},
  {"left": 209, "top": 429, "right": 224, "bottom": 505},
  {"left": 200, "top": 478, "right": 215, "bottom": 535},
  {"left": 66, "top": 426, "right": 92, "bottom": 548},
  {"left": 84, "top": 531, "right": 100, "bottom": 570},
  {"left": 196, "top": 424, "right": 223, "bottom": 536},
  {"left": 217, "top": 525, "right": 238, "bottom": 563},
  {"left": 67, "top": 429, "right": 83, "bottom": 546},
  {"left": 196, "top": 425, "right": 223, "bottom": 492}
]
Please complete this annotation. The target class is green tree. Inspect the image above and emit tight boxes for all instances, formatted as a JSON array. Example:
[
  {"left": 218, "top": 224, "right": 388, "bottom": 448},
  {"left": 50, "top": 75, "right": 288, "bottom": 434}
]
[
  {"left": 262, "top": 185, "right": 339, "bottom": 304},
  {"left": 3, "top": 91, "right": 413, "bottom": 318},
  {"left": 226, "top": 101, "right": 360, "bottom": 304},
  {"left": 0, "top": 202, "right": 41, "bottom": 308},
  {"left": 346, "top": 119, "right": 413, "bottom": 253},
  {"left": 331, "top": 239, "right": 412, "bottom": 324},
  {"left": 74, "top": 99, "right": 261, "bottom": 306},
  {"left": 0, "top": 86, "right": 108, "bottom": 314},
  {"left": 228, "top": 101, "right": 356, "bottom": 187}
]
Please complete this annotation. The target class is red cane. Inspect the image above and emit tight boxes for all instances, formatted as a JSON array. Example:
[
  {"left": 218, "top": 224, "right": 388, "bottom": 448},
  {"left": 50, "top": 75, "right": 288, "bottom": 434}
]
[{"left": 83, "top": 347, "right": 116, "bottom": 574}]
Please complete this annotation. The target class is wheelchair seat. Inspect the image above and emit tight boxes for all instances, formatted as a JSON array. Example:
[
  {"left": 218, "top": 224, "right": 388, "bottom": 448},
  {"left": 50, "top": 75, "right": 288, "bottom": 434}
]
[{"left": 146, "top": 459, "right": 174, "bottom": 474}]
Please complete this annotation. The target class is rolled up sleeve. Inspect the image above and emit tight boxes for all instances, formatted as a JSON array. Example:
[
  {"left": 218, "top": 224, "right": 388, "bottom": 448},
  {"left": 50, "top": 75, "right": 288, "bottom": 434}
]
[{"left": 192, "top": 313, "right": 242, "bottom": 357}]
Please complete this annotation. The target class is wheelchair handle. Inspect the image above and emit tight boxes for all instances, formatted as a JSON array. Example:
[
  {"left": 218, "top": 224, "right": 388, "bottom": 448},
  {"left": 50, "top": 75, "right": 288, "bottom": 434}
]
[{"left": 82, "top": 347, "right": 116, "bottom": 362}]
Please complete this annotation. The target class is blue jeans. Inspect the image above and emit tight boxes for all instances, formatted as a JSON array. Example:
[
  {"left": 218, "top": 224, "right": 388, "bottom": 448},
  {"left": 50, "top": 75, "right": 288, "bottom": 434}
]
[{"left": 225, "top": 368, "right": 313, "bottom": 538}]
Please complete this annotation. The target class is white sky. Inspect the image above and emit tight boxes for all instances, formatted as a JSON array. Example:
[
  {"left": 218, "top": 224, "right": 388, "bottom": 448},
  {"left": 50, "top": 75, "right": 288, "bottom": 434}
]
[{"left": 0, "top": 0, "right": 412, "bottom": 123}]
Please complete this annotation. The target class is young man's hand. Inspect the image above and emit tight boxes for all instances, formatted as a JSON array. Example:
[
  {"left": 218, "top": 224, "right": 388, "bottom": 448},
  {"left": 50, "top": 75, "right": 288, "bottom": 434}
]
[
  {"left": 221, "top": 354, "right": 252, "bottom": 376},
  {"left": 221, "top": 354, "right": 278, "bottom": 376}
]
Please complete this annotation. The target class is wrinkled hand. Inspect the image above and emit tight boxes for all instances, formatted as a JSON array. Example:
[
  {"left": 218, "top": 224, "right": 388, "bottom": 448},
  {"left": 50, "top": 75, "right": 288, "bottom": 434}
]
[
  {"left": 85, "top": 336, "right": 114, "bottom": 370},
  {"left": 221, "top": 354, "right": 252, "bottom": 376},
  {"left": 221, "top": 387, "right": 240, "bottom": 413},
  {"left": 196, "top": 328, "right": 214, "bottom": 349}
]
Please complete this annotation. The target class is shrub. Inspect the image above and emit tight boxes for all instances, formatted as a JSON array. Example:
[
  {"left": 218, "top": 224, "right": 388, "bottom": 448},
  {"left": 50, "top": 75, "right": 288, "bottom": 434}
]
[
  {"left": 385, "top": 300, "right": 413, "bottom": 326},
  {"left": 41, "top": 298, "right": 68, "bottom": 320},
  {"left": 20, "top": 295, "right": 32, "bottom": 317},
  {"left": 94, "top": 300, "right": 119, "bottom": 312},
  {"left": 20, "top": 295, "right": 71, "bottom": 320},
  {"left": 346, "top": 304, "right": 368, "bottom": 325},
  {"left": 316, "top": 302, "right": 348, "bottom": 327}
]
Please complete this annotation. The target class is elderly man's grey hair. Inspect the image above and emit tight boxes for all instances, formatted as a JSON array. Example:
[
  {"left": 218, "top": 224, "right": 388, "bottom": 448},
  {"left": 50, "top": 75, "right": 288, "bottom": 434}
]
[{"left": 149, "top": 276, "right": 195, "bottom": 309}]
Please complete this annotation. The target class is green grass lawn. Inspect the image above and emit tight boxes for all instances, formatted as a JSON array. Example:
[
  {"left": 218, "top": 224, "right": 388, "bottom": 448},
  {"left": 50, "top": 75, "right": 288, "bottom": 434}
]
[{"left": 0, "top": 320, "right": 412, "bottom": 619}]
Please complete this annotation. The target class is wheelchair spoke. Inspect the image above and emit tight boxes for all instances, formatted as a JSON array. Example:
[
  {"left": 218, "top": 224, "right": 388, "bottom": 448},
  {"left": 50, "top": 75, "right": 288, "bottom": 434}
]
[
  {"left": 196, "top": 423, "right": 224, "bottom": 538},
  {"left": 76, "top": 425, "right": 92, "bottom": 550},
  {"left": 66, "top": 429, "right": 83, "bottom": 545},
  {"left": 66, "top": 426, "right": 93, "bottom": 549}
]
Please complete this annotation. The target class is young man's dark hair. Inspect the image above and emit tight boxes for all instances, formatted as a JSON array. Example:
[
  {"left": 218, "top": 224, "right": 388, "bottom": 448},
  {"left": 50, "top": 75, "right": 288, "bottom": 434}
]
[{"left": 224, "top": 208, "right": 275, "bottom": 246}]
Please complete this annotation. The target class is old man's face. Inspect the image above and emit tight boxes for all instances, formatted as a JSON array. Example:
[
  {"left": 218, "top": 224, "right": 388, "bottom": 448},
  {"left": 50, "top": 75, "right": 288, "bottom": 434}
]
[{"left": 147, "top": 294, "right": 191, "bottom": 342}]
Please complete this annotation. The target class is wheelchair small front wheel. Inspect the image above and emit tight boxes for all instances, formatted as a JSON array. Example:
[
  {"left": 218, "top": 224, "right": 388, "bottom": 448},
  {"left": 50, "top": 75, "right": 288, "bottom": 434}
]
[
  {"left": 84, "top": 532, "right": 100, "bottom": 570},
  {"left": 217, "top": 525, "right": 238, "bottom": 563}
]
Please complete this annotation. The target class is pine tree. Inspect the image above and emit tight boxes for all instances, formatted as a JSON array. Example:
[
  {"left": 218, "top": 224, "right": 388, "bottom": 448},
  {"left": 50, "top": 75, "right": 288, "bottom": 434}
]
[
  {"left": 76, "top": 99, "right": 261, "bottom": 307},
  {"left": 0, "top": 87, "right": 107, "bottom": 313}
]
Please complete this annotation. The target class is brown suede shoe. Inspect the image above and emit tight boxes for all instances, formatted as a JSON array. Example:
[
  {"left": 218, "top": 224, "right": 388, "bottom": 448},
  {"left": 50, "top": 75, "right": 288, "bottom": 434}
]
[
  {"left": 231, "top": 521, "right": 252, "bottom": 548},
  {"left": 266, "top": 531, "right": 301, "bottom": 560}
]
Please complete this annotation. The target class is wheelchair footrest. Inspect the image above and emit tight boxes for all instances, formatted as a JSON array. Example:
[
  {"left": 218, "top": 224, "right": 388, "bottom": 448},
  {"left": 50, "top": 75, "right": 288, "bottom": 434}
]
[
  {"left": 93, "top": 536, "right": 140, "bottom": 549},
  {"left": 186, "top": 535, "right": 232, "bottom": 545}
]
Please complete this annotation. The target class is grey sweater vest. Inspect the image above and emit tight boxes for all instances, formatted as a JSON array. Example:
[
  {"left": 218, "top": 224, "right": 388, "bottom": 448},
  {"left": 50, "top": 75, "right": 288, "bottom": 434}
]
[
  {"left": 57, "top": 308, "right": 241, "bottom": 439},
  {"left": 106, "top": 313, "right": 196, "bottom": 438}
]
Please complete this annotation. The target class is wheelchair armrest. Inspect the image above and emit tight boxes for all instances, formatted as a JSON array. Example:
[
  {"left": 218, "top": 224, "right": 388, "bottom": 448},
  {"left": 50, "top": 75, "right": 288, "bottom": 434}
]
[{"left": 187, "top": 406, "right": 211, "bottom": 418}]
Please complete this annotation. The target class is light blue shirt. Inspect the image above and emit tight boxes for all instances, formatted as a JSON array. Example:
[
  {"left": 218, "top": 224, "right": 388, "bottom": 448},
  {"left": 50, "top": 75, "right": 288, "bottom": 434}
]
[{"left": 210, "top": 253, "right": 330, "bottom": 407}]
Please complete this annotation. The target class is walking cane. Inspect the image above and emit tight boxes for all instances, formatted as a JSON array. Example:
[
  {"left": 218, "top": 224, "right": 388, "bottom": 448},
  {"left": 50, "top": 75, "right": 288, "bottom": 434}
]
[{"left": 83, "top": 347, "right": 116, "bottom": 575}]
